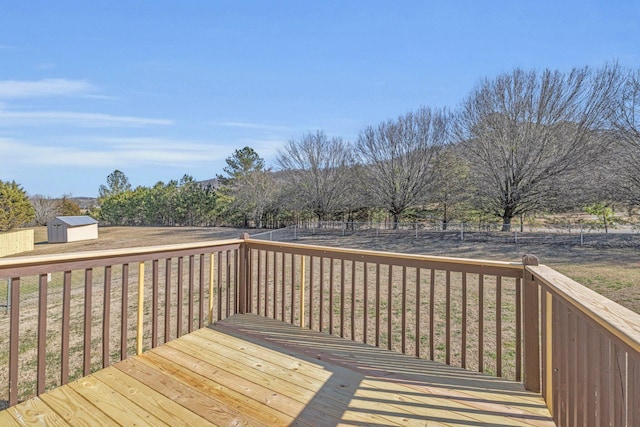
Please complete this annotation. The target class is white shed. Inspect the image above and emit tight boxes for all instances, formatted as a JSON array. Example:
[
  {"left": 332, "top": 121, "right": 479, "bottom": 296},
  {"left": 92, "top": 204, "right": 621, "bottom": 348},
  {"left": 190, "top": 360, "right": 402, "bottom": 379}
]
[{"left": 47, "top": 216, "right": 99, "bottom": 243}]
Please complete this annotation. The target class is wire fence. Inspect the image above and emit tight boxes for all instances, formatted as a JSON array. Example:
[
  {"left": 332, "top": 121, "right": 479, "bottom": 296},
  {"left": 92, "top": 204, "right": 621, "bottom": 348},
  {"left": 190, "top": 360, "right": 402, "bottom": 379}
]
[{"left": 250, "top": 221, "right": 640, "bottom": 248}]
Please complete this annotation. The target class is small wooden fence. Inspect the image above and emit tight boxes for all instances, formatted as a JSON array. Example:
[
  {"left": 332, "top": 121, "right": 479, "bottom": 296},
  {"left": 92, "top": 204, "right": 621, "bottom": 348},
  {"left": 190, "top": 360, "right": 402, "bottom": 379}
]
[
  {"left": 0, "top": 229, "right": 34, "bottom": 258},
  {"left": 0, "top": 235, "right": 638, "bottom": 426}
]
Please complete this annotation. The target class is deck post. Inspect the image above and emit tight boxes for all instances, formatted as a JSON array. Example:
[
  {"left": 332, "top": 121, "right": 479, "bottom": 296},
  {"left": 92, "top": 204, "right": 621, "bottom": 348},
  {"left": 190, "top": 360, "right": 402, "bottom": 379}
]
[
  {"left": 522, "top": 254, "right": 541, "bottom": 392},
  {"left": 238, "top": 233, "right": 250, "bottom": 314},
  {"left": 136, "top": 262, "right": 145, "bottom": 355}
]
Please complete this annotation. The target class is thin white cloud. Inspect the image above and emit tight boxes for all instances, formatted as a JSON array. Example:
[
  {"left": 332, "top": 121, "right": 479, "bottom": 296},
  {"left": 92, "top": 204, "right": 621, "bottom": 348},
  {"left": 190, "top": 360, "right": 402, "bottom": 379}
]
[
  {"left": 0, "top": 78, "right": 96, "bottom": 99},
  {"left": 0, "top": 109, "right": 172, "bottom": 127},
  {"left": 0, "top": 136, "right": 224, "bottom": 168},
  {"left": 212, "top": 120, "right": 294, "bottom": 133}
]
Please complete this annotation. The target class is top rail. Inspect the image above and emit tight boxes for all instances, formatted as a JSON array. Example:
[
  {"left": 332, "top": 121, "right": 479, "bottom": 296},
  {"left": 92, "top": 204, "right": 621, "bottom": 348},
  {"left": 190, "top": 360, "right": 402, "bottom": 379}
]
[
  {"left": 245, "top": 238, "right": 524, "bottom": 276},
  {"left": 0, "top": 237, "right": 244, "bottom": 407},
  {"left": 528, "top": 264, "right": 640, "bottom": 354},
  {"left": 3, "top": 233, "right": 637, "bottom": 424},
  {"left": 243, "top": 237, "right": 527, "bottom": 383},
  {"left": 526, "top": 263, "right": 640, "bottom": 426},
  {"left": 0, "top": 238, "right": 243, "bottom": 278}
]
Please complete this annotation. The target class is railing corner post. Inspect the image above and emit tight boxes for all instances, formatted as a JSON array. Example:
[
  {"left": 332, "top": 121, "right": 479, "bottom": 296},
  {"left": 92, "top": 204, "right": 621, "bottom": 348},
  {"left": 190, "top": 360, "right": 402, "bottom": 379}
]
[
  {"left": 238, "top": 233, "right": 251, "bottom": 314},
  {"left": 522, "top": 254, "right": 541, "bottom": 393}
]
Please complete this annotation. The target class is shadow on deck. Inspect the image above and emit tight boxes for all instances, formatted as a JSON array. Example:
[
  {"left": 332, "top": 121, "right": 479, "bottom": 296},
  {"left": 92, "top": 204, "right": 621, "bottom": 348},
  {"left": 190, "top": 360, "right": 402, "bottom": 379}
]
[{"left": 0, "top": 314, "right": 553, "bottom": 426}]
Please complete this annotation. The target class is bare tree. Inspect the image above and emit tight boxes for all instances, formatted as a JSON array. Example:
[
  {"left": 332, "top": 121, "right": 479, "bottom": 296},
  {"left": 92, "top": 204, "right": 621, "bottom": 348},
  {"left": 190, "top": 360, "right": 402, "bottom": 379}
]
[
  {"left": 428, "top": 146, "right": 471, "bottom": 229},
  {"left": 30, "top": 194, "right": 59, "bottom": 225},
  {"left": 232, "top": 169, "right": 276, "bottom": 229},
  {"left": 277, "top": 131, "right": 354, "bottom": 224},
  {"left": 356, "top": 107, "right": 450, "bottom": 227},
  {"left": 455, "top": 65, "right": 620, "bottom": 231},
  {"left": 613, "top": 69, "right": 640, "bottom": 207}
]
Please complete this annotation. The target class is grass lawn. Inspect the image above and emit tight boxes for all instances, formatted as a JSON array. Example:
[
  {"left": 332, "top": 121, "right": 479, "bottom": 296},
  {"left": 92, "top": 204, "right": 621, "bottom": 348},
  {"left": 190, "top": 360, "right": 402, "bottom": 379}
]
[{"left": 9, "top": 225, "right": 640, "bottom": 314}]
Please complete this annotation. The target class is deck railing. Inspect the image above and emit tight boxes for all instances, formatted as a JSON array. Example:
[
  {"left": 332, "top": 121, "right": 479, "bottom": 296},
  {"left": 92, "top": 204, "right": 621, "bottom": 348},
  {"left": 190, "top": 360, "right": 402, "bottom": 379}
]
[
  {"left": 524, "top": 260, "right": 640, "bottom": 426},
  {"left": 243, "top": 239, "right": 525, "bottom": 381},
  {"left": 1, "top": 234, "right": 639, "bottom": 426},
  {"left": 0, "top": 239, "right": 243, "bottom": 407}
]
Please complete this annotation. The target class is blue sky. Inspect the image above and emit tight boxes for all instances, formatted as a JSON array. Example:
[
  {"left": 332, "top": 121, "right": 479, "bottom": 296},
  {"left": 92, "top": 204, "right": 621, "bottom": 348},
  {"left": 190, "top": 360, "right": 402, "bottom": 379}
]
[{"left": 1, "top": 1, "right": 638, "bottom": 197}]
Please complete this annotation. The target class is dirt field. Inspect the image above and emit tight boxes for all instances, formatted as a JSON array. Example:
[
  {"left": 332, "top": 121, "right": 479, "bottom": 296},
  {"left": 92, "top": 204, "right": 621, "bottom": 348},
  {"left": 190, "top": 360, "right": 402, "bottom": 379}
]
[
  {"left": 10, "top": 225, "right": 640, "bottom": 314},
  {"left": 19, "top": 226, "right": 251, "bottom": 256}
]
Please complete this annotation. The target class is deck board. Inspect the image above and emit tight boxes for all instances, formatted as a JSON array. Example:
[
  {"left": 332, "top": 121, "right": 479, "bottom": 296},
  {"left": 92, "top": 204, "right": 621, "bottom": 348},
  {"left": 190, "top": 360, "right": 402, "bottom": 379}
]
[{"left": 0, "top": 314, "right": 554, "bottom": 426}]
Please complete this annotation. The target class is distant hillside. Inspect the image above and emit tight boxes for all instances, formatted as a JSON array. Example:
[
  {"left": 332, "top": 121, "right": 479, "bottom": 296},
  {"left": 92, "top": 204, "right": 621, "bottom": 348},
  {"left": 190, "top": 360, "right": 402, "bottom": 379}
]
[
  {"left": 71, "top": 197, "right": 98, "bottom": 209},
  {"left": 197, "top": 178, "right": 219, "bottom": 188}
]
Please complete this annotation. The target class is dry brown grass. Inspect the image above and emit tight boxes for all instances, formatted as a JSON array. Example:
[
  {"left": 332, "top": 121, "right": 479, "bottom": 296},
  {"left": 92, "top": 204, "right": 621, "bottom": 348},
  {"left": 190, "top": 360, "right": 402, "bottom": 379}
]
[
  {"left": 21, "top": 226, "right": 250, "bottom": 256},
  {"left": 294, "top": 231, "right": 640, "bottom": 314},
  {"left": 1, "top": 225, "right": 637, "bottom": 407},
  {"left": 0, "top": 227, "right": 248, "bottom": 407}
]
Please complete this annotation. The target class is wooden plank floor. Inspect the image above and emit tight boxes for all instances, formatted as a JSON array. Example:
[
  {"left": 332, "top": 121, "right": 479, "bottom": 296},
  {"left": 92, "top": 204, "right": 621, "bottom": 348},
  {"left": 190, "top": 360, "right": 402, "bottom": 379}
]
[{"left": 0, "top": 314, "right": 554, "bottom": 426}]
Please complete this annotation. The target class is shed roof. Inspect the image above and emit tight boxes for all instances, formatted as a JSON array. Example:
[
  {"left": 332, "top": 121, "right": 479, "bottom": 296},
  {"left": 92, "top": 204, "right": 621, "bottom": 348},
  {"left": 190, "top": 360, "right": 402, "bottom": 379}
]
[{"left": 51, "top": 216, "right": 98, "bottom": 227}]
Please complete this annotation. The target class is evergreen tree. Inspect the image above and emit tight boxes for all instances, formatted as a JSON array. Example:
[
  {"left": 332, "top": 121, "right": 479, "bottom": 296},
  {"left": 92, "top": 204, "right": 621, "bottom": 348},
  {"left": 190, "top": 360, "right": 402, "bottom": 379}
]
[{"left": 0, "top": 180, "right": 35, "bottom": 232}]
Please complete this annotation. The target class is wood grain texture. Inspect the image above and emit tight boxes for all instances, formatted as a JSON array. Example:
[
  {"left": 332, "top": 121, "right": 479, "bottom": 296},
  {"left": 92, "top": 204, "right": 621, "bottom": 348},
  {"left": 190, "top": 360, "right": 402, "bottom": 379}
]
[
  {"left": 527, "top": 264, "right": 640, "bottom": 353},
  {"left": 0, "top": 410, "right": 22, "bottom": 427},
  {"left": 39, "top": 384, "right": 120, "bottom": 426},
  {"left": 68, "top": 375, "right": 169, "bottom": 427},
  {"left": 7, "top": 397, "right": 67, "bottom": 426},
  {"left": 0, "top": 314, "right": 553, "bottom": 426}
]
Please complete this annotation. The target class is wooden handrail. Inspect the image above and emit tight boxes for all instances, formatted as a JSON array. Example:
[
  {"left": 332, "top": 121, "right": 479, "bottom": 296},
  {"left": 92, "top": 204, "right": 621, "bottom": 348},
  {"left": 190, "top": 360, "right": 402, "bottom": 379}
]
[
  {"left": 528, "top": 264, "right": 640, "bottom": 354},
  {"left": 526, "top": 263, "right": 640, "bottom": 425},
  {"left": 0, "top": 239, "right": 244, "bottom": 278},
  {"left": 243, "top": 237, "right": 526, "bottom": 384},
  {"left": 0, "top": 238, "right": 243, "bottom": 407},
  {"left": 245, "top": 238, "right": 524, "bottom": 272},
  {"left": 4, "top": 233, "right": 637, "bottom": 424}
]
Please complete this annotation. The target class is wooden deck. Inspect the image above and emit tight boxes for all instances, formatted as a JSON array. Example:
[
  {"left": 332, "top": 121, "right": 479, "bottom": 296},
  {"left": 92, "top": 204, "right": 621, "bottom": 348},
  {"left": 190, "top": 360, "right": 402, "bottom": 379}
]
[{"left": 0, "top": 314, "right": 554, "bottom": 426}]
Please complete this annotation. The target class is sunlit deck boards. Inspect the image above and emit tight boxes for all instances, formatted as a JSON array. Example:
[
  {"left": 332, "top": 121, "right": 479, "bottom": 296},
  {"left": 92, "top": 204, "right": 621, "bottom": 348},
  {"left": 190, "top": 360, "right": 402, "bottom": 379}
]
[{"left": 0, "top": 314, "right": 553, "bottom": 426}]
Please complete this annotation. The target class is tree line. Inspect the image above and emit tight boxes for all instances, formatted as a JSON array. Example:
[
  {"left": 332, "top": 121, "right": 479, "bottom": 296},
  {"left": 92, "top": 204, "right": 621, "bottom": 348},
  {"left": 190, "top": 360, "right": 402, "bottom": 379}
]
[
  {"left": 97, "top": 64, "right": 640, "bottom": 231},
  {"left": 0, "top": 182, "right": 85, "bottom": 232},
  {"left": 2, "top": 64, "right": 638, "bottom": 233}
]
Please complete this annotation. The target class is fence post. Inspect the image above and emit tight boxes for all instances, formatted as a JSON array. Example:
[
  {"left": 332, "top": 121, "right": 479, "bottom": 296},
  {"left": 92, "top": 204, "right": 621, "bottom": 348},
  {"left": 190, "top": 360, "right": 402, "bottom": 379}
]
[
  {"left": 460, "top": 223, "right": 464, "bottom": 241},
  {"left": 237, "top": 233, "right": 251, "bottom": 314},
  {"left": 136, "top": 262, "right": 145, "bottom": 355},
  {"left": 415, "top": 223, "right": 418, "bottom": 239},
  {"left": 299, "top": 256, "right": 306, "bottom": 328},
  {"left": 522, "top": 254, "right": 541, "bottom": 393},
  {"left": 6, "top": 278, "right": 10, "bottom": 314}
]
